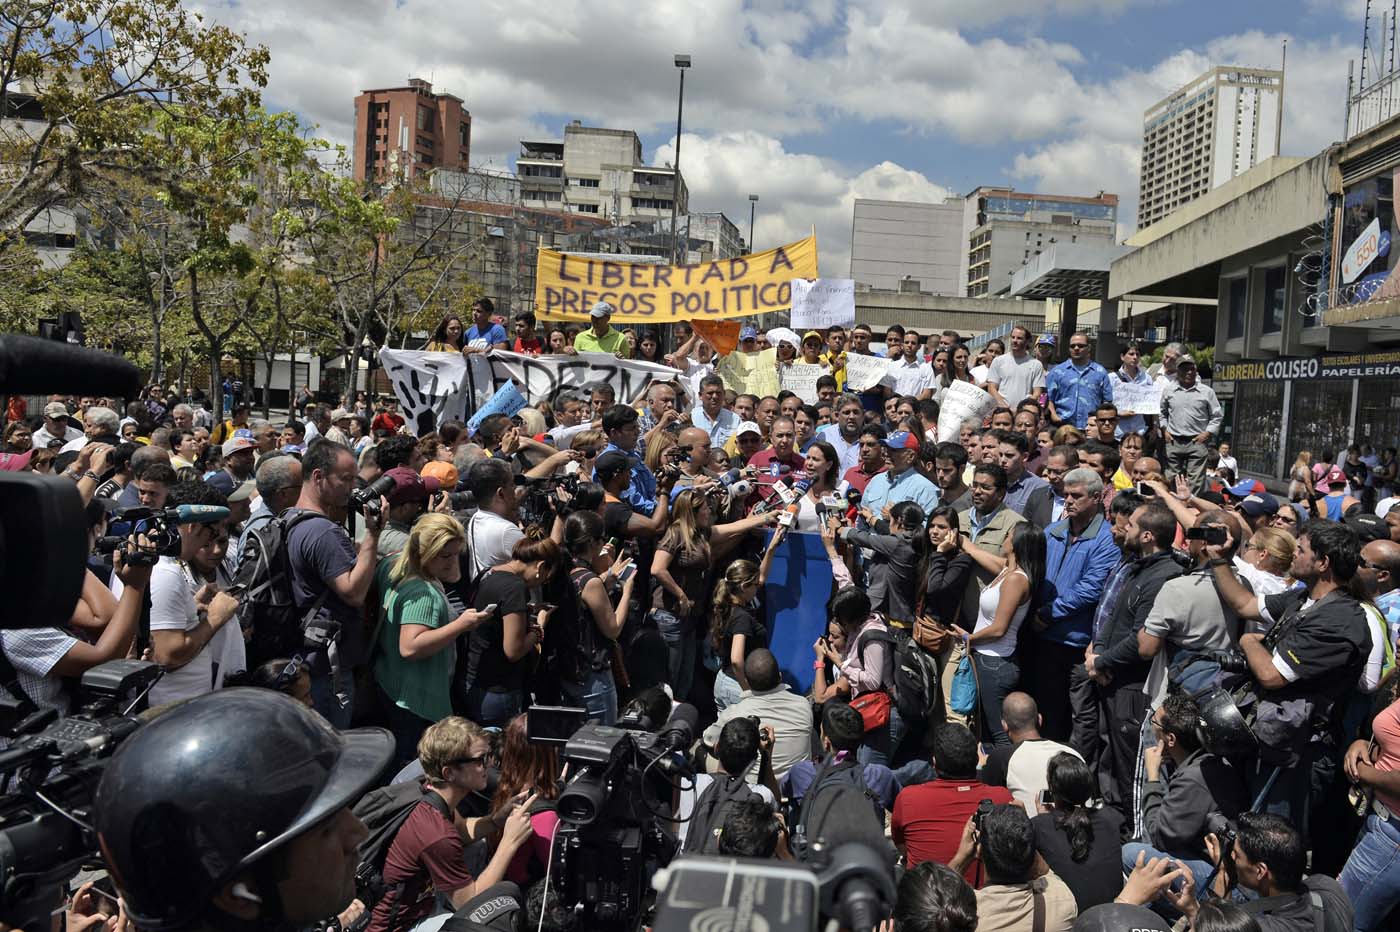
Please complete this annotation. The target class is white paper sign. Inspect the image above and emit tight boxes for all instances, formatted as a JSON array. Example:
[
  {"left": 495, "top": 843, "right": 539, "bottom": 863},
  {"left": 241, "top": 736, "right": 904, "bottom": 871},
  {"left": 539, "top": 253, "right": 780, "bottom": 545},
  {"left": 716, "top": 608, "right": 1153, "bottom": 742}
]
[
  {"left": 1342, "top": 217, "right": 1383, "bottom": 284},
  {"left": 936, "top": 381, "right": 996, "bottom": 441},
  {"left": 1110, "top": 378, "right": 1164, "bottom": 417},
  {"left": 844, "top": 353, "right": 893, "bottom": 392},
  {"left": 379, "top": 349, "right": 678, "bottom": 435},
  {"left": 780, "top": 363, "right": 825, "bottom": 404},
  {"left": 790, "top": 278, "right": 856, "bottom": 330}
]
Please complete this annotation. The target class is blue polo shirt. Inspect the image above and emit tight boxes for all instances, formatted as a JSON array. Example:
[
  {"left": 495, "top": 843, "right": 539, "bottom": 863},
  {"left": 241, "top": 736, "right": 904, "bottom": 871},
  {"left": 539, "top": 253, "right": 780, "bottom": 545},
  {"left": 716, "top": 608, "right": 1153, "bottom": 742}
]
[{"left": 862, "top": 466, "right": 940, "bottom": 518}]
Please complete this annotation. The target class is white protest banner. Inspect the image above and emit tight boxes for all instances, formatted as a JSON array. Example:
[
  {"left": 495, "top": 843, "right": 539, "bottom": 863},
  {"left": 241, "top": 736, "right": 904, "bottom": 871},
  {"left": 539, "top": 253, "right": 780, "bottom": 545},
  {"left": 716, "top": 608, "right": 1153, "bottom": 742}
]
[
  {"left": 1110, "top": 378, "right": 1164, "bottom": 417},
  {"left": 936, "top": 380, "right": 996, "bottom": 441},
  {"left": 844, "top": 353, "right": 892, "bottom": 392},
  {"left": 790, "top": 278, "right": 856, "bottom": 330},
  {"left": 780, "top": 363, "right": 825, "bottom": 404},
  {"left": 466, "top": 380, "right": 527, "bottom": 435},
  {"left": 379, "top": 349, "right": 678, "bottom": 435}
]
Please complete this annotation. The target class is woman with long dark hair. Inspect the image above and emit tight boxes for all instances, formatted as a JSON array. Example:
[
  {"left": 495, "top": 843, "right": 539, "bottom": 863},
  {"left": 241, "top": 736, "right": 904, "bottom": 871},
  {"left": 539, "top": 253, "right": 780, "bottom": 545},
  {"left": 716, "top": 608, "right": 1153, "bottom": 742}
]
[
  {"left": 425, "top": 314, "right": 465, "bottom": 352},
  {"left": 552, "top": 511, "right": 634, "bottom": 724},
  {"left": 790, "top": 439, "right": 841, "bottom": 532},
  {"left": 635, "top": 328, "right": 662, "bottom": 363},
  {"left": 1031, "top": 752, "right": 1124, "bottom": 911},
  {"left": 964, "top": 523, "right": 1043, "bottom": 746},
  {"left": 492, "top": 713, "right": 562, "bottom": 886}
]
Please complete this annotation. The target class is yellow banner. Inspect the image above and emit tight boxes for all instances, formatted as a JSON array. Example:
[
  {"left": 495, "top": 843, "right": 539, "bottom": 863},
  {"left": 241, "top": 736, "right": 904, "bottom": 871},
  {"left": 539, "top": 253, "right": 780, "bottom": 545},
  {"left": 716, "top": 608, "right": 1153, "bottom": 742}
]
[{"left": 534, "top": 235, "right": 819, "bottom": 323}]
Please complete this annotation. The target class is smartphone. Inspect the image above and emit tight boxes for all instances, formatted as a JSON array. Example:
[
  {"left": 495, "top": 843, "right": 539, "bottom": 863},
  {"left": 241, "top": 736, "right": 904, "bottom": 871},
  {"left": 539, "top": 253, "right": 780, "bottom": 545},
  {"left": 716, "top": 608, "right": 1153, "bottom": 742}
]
[
  {"left": 86, "top": 883, "right": 121, "bottom": 914},
  {"left": 617, "top": 563, "right": 637, "bottom": 582},
  {"left": 526, "top": 705, "right": 589, "bottom": 746},
  {"left": 481, "top": 603, "right": 499, "bottom": 615},
  {"left": 1138, "top": 481, "right": 1156, "bottom": 497},
  {"left": 1037, "top": 789, "right": 1053, "bottom": 808},
  {"left": 1184, "top": 525, "right": 1228, "bottom": 544}
]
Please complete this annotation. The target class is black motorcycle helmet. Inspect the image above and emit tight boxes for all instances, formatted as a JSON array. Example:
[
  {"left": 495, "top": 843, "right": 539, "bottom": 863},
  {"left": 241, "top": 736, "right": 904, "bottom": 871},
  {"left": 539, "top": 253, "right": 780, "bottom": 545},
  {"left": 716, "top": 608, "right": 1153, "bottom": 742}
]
[{"left": 94, "top": 688, "right": 393, "bottom": 932}]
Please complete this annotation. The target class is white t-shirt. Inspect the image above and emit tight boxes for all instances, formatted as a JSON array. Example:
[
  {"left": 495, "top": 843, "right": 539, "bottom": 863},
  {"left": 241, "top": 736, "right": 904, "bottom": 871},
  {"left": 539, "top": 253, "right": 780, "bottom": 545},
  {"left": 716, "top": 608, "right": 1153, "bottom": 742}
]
[
  {"left": 148, "top": 557, "right": 226, "bottom": 705},
  {"left": 467, "top": 510, "right": 525, "bottom": 577},
  {"left": 985, "top": 352, "right": 1045, "bottom": 406},
  {"left": 1006, "top": 739, "right": 1082, "bottom": 816}
]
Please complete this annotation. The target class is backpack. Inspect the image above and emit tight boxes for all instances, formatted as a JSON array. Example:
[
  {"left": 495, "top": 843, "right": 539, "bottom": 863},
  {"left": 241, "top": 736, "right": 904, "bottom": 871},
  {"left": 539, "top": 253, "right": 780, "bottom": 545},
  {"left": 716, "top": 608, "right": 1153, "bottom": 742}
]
[
  {"left": 684, "top": 773, "right": 762, "bottom": 854},
  {"left": 229, "top": 508, "right": 329, "bottom": 667},
  {"left": 891, "top": 633, "right": 941, "bottom": 723},
  {"left": 789, "top": 757, "right": 885, "bottom": 859},
  {"left": 352, "top": 780, "right": 456, "bottom": 929},
  {"left": 542, "top": 565, "right": 611, "bottom": 687}
]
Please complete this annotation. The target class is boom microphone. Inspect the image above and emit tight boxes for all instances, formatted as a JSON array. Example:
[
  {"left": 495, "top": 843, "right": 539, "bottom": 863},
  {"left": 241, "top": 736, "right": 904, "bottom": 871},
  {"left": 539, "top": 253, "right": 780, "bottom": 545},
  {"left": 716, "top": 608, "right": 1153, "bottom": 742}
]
[{"left": 0, "top": 334, "right": 142, "bottom": 397}]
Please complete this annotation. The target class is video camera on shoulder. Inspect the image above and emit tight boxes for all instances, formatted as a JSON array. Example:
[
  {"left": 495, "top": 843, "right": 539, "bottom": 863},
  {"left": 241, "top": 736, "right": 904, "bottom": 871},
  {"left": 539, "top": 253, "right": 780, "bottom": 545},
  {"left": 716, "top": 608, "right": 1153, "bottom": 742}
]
[{"left": 96, "top": 504, "right": 230, "bottom": 565}]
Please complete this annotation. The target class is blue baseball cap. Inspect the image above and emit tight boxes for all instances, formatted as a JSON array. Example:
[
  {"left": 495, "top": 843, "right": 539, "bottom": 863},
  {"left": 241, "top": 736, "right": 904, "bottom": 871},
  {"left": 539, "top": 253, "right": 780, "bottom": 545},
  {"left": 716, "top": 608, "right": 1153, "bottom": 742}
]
[
  {"left": 882, "top": 430, "right": 921, "bottom": 451},
  {"left": 1037, "top": 333, "right": 1056, "bottom": 346},
  {"left": 739, "top": 326, "right": 758, "bottom": 341}
]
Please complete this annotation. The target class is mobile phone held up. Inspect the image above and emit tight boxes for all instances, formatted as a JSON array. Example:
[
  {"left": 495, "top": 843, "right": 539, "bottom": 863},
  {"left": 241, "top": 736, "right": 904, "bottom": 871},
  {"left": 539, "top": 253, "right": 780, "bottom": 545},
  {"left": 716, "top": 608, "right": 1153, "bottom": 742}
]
[{"left": 1184, "top": 525, "right": 1228, "bottom": 545}]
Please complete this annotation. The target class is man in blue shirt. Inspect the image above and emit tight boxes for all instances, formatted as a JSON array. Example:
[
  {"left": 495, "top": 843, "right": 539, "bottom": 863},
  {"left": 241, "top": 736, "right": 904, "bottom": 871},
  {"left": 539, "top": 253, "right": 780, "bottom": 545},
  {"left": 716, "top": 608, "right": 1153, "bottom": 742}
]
[
  {"left": 690, "top": 373, "right": 740, "bottom": 448},
  {"left": 598, "top": 404, "right": 657, "bottom": 516},
  {"left": 1029, "top": 466, "right": 1120, "bottom": 747},
  {"left": 463, "top": 297, "right": 508, "bottom": 353},
  {"left": 862, "top": 430, "right": 940, "bottom": 519},
  {"left": 1044, "top": 332, "right": 1111, "bottom": 430}
]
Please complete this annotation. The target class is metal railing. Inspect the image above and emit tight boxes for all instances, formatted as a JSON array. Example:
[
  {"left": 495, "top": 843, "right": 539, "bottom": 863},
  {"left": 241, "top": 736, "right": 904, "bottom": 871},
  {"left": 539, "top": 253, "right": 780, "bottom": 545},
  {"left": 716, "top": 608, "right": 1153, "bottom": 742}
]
[{"left": 1348, "top": 67, "right": 1400, "bottom": 139}]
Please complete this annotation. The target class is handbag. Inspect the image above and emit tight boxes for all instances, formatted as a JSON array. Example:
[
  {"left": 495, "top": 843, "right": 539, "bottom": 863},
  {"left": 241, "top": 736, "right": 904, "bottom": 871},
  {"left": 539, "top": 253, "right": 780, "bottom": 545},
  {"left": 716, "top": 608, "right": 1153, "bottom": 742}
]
[
  {"left": 914, "top": 615, "right": 950, "bottom": 654},
  {"left": 949, "top": 650, "right": 978, "bottom": 716},
  {"left": 850, "top": 690, "right": 892, "bottom": 732}
]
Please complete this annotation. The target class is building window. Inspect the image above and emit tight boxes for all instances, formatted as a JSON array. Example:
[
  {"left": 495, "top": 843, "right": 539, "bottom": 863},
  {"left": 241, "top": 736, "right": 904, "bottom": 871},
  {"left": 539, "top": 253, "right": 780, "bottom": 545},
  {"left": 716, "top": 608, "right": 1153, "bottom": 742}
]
[
  {"left": 574, "top": 204, "right": 598, "bottom": 213},
  {"left": 1226, "top": 277, "right": 1246, "bottom": 339},
  {"left": 1232, "top": 381, "right": 1284, "bottom": 477},
  {"left": 1287, "top": 380, "right": 1354, "bottom": 476},
  {"left": 459, "top": 123, "right": 469, "bottom": 146},
  {"left": 1356, "top": 378, "right": 1400, "bottom": 450},
  {"left": 1262, "top": 266, "right": 1285, "bottom": 334},
  {"left": 417, "top": 107, "right": 433, "bottom": 132}
]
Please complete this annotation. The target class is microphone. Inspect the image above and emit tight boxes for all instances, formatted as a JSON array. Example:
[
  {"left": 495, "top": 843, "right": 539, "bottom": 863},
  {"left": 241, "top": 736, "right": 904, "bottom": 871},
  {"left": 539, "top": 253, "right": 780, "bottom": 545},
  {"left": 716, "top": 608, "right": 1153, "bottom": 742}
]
[
  {"left": 657, "top": 702, "right": 699, "bottom": 753},
  {"left": 805, "top": 785, "right": 898, "bottom": 932},
  {"left": 170, "top": 504, "right": 232, "bottom": 525},
  {"left": 717, "top": 469, "right": 744, "bottom": 486},
  {"left": 0, "top": 334, "right": 143, "bottom": 397}
]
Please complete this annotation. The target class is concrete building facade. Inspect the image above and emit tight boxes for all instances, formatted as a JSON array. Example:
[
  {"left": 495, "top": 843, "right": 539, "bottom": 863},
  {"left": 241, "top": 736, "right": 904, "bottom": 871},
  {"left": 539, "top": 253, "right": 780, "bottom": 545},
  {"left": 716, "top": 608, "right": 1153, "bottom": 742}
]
[
  {"left": 855, "top": 281, "right": 1046, "bottom": 338},
  {"left": 965, "top": 188, "right": 1119, "bottom": 298},
  {"left": 518, "top": 121, "right": 688, "bottom": 229},
  {"left": 849, "top": 197, "right": 966, "bottom": 293},
  {"left": 353, "top": 78, "right": 471, "bottom": 182},
  {"left": 1137, "top": 66, "right": 1284, "bottom": 230}
]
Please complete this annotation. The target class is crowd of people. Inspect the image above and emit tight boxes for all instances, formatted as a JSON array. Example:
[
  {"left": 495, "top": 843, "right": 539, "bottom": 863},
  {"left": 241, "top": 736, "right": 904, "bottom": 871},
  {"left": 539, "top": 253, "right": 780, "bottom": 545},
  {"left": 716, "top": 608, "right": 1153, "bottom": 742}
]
[{"left": 8, "top": 305, "right": 1400, "bottom": 932}]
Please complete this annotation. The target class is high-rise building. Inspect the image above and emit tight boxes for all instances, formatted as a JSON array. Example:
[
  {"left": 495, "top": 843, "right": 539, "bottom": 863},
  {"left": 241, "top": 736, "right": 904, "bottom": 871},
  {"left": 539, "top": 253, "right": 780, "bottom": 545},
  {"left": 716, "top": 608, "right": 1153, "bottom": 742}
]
[
  {"left": 849, "top": 197, "right": 966, "bottom": 293},
  {"left": 1137, "top": 65, "right": 1284, "bottom": 230},
  {"left": 352, "top": 78, "right": 471, "bottom": 182},
  {"left": 964, "top": 188, "right": 1118, "bottom": 298},
  {"left": 516, "top": 121, "right": 688, "bottom": 226}
]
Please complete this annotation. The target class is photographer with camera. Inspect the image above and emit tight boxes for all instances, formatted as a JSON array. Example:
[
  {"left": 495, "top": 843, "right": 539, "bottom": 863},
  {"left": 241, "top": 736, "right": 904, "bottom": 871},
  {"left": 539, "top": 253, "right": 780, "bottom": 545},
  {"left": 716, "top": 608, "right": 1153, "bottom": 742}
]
[
  {"left": 376, "top": 467, "right": 444, "bottom": 559},
  {"left": 1208, "top": 519, "right": 1374, "bottom": 832},
  {"left": 1121, "top": 693, "right": 1244, "bottom": 905},
  {"left": 946, "top": 802, "right": 1078, "bottom": 931},
  {"left": 1170, "top": 812, "right": 1354, "bottom": 932},
  {"left": 0, "top": 534, "right": 153, "bottom": 715},
  {"left": 144, "top": 480, "right": 242, "bottom": 706},
  {"left": 287, "top": 439, "right": 386, "bottom": 727},
  {"left": 678, "top": 717, "right": 781, "bottom": 853}
]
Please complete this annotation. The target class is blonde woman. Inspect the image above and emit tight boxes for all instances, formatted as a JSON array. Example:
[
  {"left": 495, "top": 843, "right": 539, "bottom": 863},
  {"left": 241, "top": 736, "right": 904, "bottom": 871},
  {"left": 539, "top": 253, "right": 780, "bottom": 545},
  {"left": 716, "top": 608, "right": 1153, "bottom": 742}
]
[
  {"left": 1237, "top": 527, "right": 1295, "bottom": 598},
  {"left": 1289, "top": 451, "right": 1313, "bottom": 502},
  {"left": 374, "top": 513, "right": 491, "bottom": 767}
]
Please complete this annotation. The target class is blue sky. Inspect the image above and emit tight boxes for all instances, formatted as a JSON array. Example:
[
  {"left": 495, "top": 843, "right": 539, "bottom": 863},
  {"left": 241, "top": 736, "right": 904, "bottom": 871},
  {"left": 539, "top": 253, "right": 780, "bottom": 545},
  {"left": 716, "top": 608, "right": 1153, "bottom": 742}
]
[{"left": 197, "top": 0, "right": 1372, "bottom": 273}]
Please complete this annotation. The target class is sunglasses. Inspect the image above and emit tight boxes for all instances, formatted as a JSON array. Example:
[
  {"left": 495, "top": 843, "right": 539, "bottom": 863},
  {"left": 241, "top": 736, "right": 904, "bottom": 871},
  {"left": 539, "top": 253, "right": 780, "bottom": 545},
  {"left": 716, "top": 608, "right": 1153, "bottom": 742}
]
[{"left": 448, "top": 754, "right": 490, "bottom": 767}]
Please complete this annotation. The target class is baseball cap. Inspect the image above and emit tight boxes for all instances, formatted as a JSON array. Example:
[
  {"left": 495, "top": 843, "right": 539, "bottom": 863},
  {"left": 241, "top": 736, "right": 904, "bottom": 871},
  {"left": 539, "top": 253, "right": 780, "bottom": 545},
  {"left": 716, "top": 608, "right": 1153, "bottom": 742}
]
[
  {"left": 1322, "top": 465, "right": 1348, "bottom": 488},
  {"left": 1037, "top": 333, "right": 1056, "bottom": 346},
  {"left": 882, "top": 430, "right": 921, "bottom": 451},
  {"left": 43, "top": 401, "right": 68, "bottom": 418},
  {"left": 0, "top": 450, "right": 34, "bottom": 471},
  {"left": 1226, "top": 478, "right": 1266, "bottom": 498},
  {"left": 735, "top": 421, "right": 762, "bottom": 438},
  {"left": 222, "top": 428, "right": 257, "bottom": 458},
  {"left": 594, "top": 450, "right": 631, "bottom": 479},
  {"left": 1377, "top": 495, "right": 1400, "bottom": 517},
  {"left": 227, "top": 478, "right": 257, "bottom": 503},
  {"left": 1072, "top": 903, "right": 1171, "bottom": 932},
  {"left": 1347, "top": 512, "right": 1389, "bottom": 544},
  {"left": 330, "top": 408, "right": 352, "bottom": 422},
  {"left": 802, "top": 330, "right": 824, "bottom": 344},
  {"left": 739, "top": 326, "right": 758, "bottom": 342},
  {"left": 1177, "top": 352, "right": 1197, "bottom": 368},
  {"left": 420, "top": 460, "right": 459, "bottom": 491},
  {"left": 1237, "top": 492, "right": 1280, "bottom": 518},
  {"left": 383, "top": 466, "right": 440, "bottom": 505},
  {"left": 589, "top": 301, "right": 613, "bottom": 318},
  {"left": 204, "top": 471, "right": 236, "bottom": 496}
]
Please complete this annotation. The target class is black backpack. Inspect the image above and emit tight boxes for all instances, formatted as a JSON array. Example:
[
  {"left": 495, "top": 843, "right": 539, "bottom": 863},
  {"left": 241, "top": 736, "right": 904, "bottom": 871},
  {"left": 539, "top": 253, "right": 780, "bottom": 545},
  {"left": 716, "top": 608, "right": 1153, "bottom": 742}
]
[
  {"left": 683, "top": 773, "right": 762, "bottom": 854},
  {"left": 891, "top": 634, "right": 940, "bottom": 723},
  {"left": 229, "top": 508, "right": 328, "bottom": 667},
  {"left": 351, "top": 780, "right": 456, "bottom": 930},
  {"left": 789, "top": 757, "right": 885, "bottom": 858}
]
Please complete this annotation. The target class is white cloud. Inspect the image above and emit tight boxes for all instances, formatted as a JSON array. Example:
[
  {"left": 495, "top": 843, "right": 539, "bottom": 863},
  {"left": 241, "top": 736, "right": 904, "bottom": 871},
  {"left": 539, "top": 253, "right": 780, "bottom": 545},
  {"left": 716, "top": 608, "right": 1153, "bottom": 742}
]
[{"left": 655, "top": 131, "right": 953, "bottom": 276}]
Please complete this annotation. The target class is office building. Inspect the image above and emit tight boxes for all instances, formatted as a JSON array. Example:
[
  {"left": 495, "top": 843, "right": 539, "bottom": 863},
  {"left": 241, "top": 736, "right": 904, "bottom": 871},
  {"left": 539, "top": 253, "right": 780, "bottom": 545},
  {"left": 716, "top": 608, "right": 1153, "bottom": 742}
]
[
  {"left": 353, "top": 78, "right": 471, "bottom": 182},
  {"left": 849, "top": 197, "right": 966, "bottom": 293},
  {"left": 965, "top": 187, "right": 1118, "bottom": 297},
  {"left": 1137, "top": 66, "right": 1284, "bottom": 230},
  {"left": 517, "top": 121, "right": 688, "bottom": 227}
]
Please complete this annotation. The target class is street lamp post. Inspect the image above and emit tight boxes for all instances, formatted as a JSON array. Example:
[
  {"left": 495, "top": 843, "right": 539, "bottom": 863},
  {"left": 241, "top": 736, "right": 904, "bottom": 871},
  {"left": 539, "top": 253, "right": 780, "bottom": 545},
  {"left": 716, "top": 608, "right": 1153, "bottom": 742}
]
[
  {"left": 669, "top": 54, "right": 690, "bottom": 266},
  {"left": 748, "top": 194, "right": 759, "bottom": 253}
]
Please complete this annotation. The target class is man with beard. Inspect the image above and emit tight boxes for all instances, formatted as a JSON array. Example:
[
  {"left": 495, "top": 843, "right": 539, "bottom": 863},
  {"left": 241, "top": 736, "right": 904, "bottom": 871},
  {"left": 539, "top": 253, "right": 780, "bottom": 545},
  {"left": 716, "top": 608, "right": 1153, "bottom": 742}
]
[{"left": 817, "top": 393, "right": 867, "bottom": 475}]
